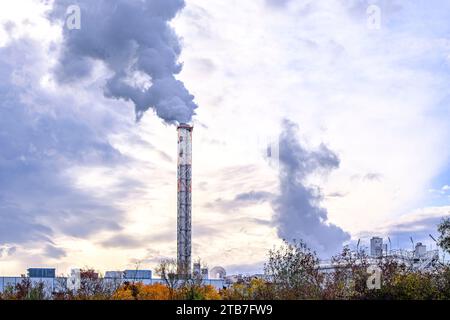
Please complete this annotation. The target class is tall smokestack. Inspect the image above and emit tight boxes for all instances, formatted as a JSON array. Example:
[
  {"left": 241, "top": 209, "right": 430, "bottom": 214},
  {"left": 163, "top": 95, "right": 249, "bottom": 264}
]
[{"left": 177, "top": 124, "right": 193, "bottom": 276}]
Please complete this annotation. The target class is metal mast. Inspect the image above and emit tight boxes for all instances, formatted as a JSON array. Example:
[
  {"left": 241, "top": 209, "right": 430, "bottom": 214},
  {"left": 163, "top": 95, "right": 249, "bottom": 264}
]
[{"left": 177, "top": 123, "right": 193, "bottom": 276}]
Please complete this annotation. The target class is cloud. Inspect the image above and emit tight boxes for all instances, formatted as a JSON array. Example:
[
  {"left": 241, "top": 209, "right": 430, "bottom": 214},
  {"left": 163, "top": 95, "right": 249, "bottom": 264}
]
[
  {"left": 0, "top": 38, "right": 137, "bottom": 246},
  {"left": 234, "top": 191, "right": 273, "bottom": 202},
  {"left": 224, "top": 261, "right": 264, "bottom": 275},
  {"left": 428, "top": 185, "right": 450, "bottom": 196},
  {"left": 356, "top": 206, "right": 450, "bottom": 249},
  {"left": 191, "top": 58, "right": 216, "bottom": 75},
  {"left": 0, "top": 245, "right": 17, "bottom": 258},
  {"left": 205, "top": 191, "right": 273, "bottom": 211},
  {"left": 100, "top": 229, "right": 177, "bottom": 249},
  {"left": 1, "top": 0, "right": 450, "bottom": 274},
  {"left": 0, "top": 205, "right": 53, "bottom": 244},
  {"left": 350, "top": 173, "right": 383, "bottom": 182},
  {"left": 128, "top": 248, "right": 171, "bottom": 266},
  {"left": 272, "top": 120, "right": 350, "bottom": 256},
  {"left": 44, "top": 245, "right": 66, "bottom": 259},
  {"left": 50, "top": 0, "right": 197, "bottom": 124},
  {"left": 265, "top": 0, "right": 294, "bottom": 8},
  {"left": 363, "top": 173, "right": 383, "bottom": 182},
  {"left": 99, "top": 234, "right": 146, "bottom": 249},
  {"left": 373, "top": 207, "right": 450, "bottom": 235},
  {"left": 326, "top": 192, "right": 347, "bottom": 198}
]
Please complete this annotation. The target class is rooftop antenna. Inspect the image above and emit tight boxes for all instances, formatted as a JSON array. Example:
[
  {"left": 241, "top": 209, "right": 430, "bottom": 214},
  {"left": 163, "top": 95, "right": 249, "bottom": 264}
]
[
  {"left": 429, "top": 234, "right": 437, "bottom": 251},
  {"left": 410, "top": 237, "right": 415, "bottom": 262}
]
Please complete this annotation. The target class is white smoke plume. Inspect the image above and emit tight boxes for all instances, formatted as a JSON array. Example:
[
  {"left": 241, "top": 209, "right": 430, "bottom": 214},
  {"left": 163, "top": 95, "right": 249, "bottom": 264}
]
[{"left": 272, "top": 120, "right": 350, "bottom": 256}]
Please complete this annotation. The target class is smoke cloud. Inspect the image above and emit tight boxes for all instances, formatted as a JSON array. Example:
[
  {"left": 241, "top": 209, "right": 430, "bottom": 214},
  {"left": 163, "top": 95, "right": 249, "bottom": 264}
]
[
  {"left": 272, "top": 120, "right": 350, "bottom": 256},
  {"left": 51, "top": 0, "right": 197, "bottom": 124}
]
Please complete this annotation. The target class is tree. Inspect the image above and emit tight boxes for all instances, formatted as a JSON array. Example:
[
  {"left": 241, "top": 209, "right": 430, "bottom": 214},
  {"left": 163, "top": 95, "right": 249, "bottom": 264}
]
[
  {"left": 177, "top": 283, "right": 221, "bottom": 300},
  {"left": 0, "top": 277, "right": 47, "bottom": 300},
  {"left": 376, "top": 271, "right": 440, "bottom": 300},
  {"left": 156, "top": 259, "right": 182, "bottom": 299},
  {"left": 113, "top": 282, "right": 171, "bottom": 300},
  {"left": 435, "top": 265, "right": 450, "bottom": 300},
  {"left": 323, "top": 247, "right": 371, "bottom": 299},
  {"left": 438, "top": 218, "right": 450, "bottom": 254},
  {"left": 221, "top": 278, "right": 275, "bottom": 300},
  {"left": 264, "top": 239, "right": 323, "bottom": 299}
]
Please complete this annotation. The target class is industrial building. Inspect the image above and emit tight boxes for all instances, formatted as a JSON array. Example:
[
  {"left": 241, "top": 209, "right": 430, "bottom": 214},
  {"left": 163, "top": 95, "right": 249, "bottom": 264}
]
[
  {"left": 177, "top": 124, "right": 193, "bottom": 276},
  {"left": 104, "top": 270, "right": 152, "bottom": 280},
  {"left": 0, "top": 267, "right": 226, "bottom": 294},
  {"left": 370, "top": 237, "right": 385, "bottom": 257},
  {"left": 319, "top": 237, "right": 441, "bottom": 272},
  {"left": 27, "top": 268, "right": 56, "bottom": 278},
  {"left": 0, "top": 234, "right": 444, "bottom": 294}
]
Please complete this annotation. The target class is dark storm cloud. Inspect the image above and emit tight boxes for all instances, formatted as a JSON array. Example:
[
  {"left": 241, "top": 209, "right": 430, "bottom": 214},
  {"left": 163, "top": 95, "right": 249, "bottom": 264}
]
[
  {"left": 272, "top": 120, "right": 350, "bottom": 256},
  {"left": 50, "top": 0, "right": 197, "bottom": 124},
  {"left": 0, "top": 39, "right": 136, "bottom": 246}
]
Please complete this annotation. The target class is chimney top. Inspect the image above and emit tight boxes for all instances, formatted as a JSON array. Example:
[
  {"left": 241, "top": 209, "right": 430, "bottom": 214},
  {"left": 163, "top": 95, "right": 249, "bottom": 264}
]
[{"left": 178, "top": 123, "right": 193, "bottom": 130}]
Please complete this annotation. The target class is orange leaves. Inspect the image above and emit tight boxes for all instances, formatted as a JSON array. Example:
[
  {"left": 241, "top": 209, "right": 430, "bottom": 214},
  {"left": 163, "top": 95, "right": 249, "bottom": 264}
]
[
  {"left": 201, "top": 285, "right": 222, "bottom": 300},
  {"left": 113, "top": 282, "right": 170, "bottom": 300},
  {"left": 113, "top": 282, "right": 222, "bottom": 300}
]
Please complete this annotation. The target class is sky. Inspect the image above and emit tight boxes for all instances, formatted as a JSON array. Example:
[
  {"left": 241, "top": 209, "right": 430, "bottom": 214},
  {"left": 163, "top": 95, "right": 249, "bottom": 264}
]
[{"left": 0, "top": 0, "right": 449, "bottom": 276}]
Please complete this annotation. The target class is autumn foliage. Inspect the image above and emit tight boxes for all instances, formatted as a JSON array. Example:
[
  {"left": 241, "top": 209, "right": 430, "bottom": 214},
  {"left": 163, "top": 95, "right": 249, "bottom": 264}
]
[
  {"left": 112, "top": 282, "right": 220, "bottom": 300},
  {"left": 2, "top": 220, "right": 450, "bottom": 301},
  {"left": 113, "top": 282, "right": 170, "bottom": 300}
]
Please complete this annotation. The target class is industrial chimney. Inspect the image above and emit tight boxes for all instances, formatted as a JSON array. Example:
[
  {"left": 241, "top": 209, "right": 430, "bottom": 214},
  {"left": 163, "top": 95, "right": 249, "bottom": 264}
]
[{"left": 177, "top": 124, "right": 193, "bottom": 276}]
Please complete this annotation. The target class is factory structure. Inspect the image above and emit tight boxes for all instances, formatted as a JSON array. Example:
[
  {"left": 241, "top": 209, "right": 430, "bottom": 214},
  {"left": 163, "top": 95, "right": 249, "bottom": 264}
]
[
  {"left": 367, "top": 237, "right": 441, "bottom": 271},
  {"left": 177, "top": 124, "right": 193, "bottom": 276},
  {"left": 0, "top": 125, "right": 446, "bottom": 293},
  {"left": 0, "top": 268, "right": 226, "bottom": 294},
  {"left": 0, "top": 235, "right": 443, "bottom": 293},
  {"left": 318, "top": 237, "right": 442, "bottom": 272}
]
